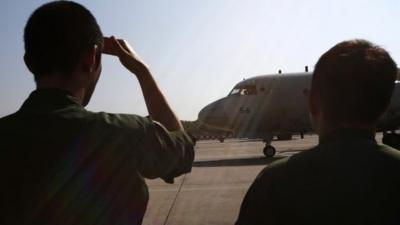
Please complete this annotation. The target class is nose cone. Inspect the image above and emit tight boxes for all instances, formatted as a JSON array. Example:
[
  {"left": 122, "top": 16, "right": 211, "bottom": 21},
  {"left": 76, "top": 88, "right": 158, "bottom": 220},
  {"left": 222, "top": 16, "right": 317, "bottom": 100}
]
[
  {"left": 198, "top": 99, "right": 229, "bottom": 127},
  {"left": 198, "top": 103, "right": 215, "bottom": 121}
]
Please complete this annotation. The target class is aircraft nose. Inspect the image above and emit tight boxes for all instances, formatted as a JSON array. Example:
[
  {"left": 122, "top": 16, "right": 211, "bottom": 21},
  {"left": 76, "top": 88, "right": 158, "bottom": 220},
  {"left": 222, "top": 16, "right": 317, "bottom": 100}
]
[
  {"left": 198, "top": 104, "right": 213, "bottom": 121},
  {"left": 198, "top": 100, "right": 229, "bottom": 126}
]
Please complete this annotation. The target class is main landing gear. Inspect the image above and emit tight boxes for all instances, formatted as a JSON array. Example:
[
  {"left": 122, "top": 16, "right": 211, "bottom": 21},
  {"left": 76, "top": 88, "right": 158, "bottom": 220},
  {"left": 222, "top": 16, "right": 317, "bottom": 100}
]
[{"left": 263, "top": 134, "right": 276, "bottom": 157}]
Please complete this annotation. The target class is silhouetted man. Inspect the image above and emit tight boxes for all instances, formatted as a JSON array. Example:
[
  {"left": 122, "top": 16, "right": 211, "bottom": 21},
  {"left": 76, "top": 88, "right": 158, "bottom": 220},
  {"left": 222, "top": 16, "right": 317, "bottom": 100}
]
[
  {"left": 236, "top": 40, "right": 400, "bottom": 225},
  {"left": 0, "top": 2, "right": 194, "bottom": 225}
]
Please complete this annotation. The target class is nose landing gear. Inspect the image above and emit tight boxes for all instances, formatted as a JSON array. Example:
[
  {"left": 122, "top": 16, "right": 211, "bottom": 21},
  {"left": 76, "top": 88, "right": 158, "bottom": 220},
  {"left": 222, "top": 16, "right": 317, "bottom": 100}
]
[
  {"left": 263, "top": 145, "right": 276, "bottom": 157},
  {"left": 263, "top": 134, "right": 276, "bottom": 157}
]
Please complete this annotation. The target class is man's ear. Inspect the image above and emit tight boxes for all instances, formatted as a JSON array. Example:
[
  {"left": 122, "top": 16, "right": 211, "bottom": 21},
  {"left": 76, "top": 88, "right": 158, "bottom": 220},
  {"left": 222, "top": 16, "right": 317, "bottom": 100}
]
[
  {"left": 82, "top": 45, "right": 99, "bottom": 73},
  {"left": 308, "top": 89, "right": 319, "bottom": 115},
  {"left": 24, "top": 53, "right": 35, "bottom": 74}
]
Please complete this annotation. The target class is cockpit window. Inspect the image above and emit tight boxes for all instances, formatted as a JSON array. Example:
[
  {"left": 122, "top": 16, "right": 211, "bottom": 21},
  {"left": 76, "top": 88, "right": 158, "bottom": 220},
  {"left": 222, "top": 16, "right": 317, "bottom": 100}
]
[
  {"left": 229, "top": 85, "right": 258, "bottom": 96},
  {"left": 229, "top": 88, "right": 241, "bottom": 95}
]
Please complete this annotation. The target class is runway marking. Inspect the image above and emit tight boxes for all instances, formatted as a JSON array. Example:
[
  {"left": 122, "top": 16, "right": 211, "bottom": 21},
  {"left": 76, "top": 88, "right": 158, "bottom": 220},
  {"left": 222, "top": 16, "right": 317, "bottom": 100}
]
[
  {"left": 162, "top": 174, "right": 187, "bottom": 225},
  {"left": 143, "top": 137, "right": 325, "bottom": 225}
]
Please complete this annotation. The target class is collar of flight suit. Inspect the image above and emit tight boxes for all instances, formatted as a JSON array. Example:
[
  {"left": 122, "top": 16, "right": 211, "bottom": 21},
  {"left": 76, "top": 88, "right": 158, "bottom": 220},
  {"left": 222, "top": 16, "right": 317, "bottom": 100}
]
[
  {"left": 19, "top": 88, "right": 83, "bottom": 113},
  {"left": 319, "top": 128, "right": 376, "bottom": 146}
]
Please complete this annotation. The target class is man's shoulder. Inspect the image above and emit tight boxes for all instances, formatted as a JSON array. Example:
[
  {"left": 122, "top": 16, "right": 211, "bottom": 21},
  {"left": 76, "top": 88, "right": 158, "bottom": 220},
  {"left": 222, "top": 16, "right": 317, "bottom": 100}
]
[
  {"left": 256, "top": 147, "right": 321, "bottom": 183},
  {"left": 378, "top": 144, "right": 400, "bottom": 158},
  {"left": 80, "top": 111, "right": 160, "bottom": 138},
  {"left": 0, "top": 109, "right": 153, "bottom": 138},
  {"left": 0, "top": 113, "right": 16, "bottom": 122},
  {"left": 258, "top": 141, "right": 400, "bottom": 183},
  {"left": 374, "top": 144, "right": 400, "bottom": 168},
  {"left": 265, "top": 146, "right": 319, "bottom": 169},
  {"left": 0, "top": 113, "right": 20, "bottom": 130},
  {"left": 87, "top": 111, "right": 151, "bottom": 128}
]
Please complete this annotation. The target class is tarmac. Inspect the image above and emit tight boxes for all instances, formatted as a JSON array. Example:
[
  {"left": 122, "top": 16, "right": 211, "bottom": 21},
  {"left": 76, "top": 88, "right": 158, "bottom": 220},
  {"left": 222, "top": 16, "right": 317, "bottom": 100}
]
[{"left": 142, "top": 133, "right": 384, "bottom": 225}]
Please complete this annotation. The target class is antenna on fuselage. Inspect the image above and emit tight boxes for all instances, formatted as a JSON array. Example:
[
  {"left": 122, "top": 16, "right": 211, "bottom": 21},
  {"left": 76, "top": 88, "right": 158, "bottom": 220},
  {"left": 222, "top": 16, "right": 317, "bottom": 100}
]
[
  {"left": 305, "top": 66, "right": 309, "bottom": 72},
  {"left": 278, "top": 69, "right": 282, "bottom": 74}
]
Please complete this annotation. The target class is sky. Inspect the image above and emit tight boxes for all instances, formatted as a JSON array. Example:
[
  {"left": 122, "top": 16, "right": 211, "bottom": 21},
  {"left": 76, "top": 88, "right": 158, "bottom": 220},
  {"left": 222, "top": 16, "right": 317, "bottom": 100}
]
[{"left": 0, "top": 0, "right": 399, "bottom": 120}]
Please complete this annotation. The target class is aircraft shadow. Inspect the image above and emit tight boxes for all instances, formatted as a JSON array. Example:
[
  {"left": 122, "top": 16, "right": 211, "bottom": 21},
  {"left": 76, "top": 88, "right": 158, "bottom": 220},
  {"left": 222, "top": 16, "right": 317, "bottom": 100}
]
[
  {"left": 193, "top": 156, "right": 285, "bottom": 167},
  {"left": 225, "top": 137, "right": 305, "bottom": 143},
  {"left": 230, "top": 139, "right": 263, "bottom": 143}
]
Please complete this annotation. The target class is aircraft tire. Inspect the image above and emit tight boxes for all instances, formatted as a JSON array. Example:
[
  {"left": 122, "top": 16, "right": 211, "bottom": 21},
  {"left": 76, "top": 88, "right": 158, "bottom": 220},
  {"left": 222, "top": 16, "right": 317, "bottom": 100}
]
[
  {"left": 263, "top": 145, "right": 276, "bottom": 157},
  {"left": 218, "top": 138, "right": 225, "bottom": 143}
]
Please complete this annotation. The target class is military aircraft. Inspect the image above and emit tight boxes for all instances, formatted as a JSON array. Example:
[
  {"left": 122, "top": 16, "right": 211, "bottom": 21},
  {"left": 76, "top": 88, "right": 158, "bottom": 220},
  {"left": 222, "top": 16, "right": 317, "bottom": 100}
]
[{"left": 197, "top": 68, "right": 400, "bottom": 157}]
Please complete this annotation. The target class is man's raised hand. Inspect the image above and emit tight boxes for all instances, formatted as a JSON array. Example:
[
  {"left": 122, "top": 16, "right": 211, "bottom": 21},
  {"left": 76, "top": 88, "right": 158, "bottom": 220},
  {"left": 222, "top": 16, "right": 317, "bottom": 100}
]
[{"left": 103, "top": 36, "right": 148, "bottom": 76}]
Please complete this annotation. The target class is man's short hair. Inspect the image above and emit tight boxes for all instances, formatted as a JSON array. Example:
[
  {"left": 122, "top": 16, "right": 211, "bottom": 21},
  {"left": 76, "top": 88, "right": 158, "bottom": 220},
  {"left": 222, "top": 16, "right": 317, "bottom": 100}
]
[
  {"left": 312, "top": 39, "right": 397, "bottom": 123},
  {"left": 24, "top": 1, "right": 103, "bottom": 80}
]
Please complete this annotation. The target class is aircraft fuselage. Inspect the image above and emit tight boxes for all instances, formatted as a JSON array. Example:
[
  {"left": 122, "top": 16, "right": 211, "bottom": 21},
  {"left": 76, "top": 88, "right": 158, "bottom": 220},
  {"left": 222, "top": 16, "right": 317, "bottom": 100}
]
[{"left": 198, "top": 72, "right": 400, "bottom": 139}]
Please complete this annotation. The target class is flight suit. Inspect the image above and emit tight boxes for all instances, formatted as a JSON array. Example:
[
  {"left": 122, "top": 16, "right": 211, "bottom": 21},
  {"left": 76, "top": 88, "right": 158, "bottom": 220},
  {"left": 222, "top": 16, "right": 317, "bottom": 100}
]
[
  {"left": 236, "top": 129, "right": 400, "bottom": 225},
  {"left": 0, "top": 89, "right": 195, "bottom": 225}
]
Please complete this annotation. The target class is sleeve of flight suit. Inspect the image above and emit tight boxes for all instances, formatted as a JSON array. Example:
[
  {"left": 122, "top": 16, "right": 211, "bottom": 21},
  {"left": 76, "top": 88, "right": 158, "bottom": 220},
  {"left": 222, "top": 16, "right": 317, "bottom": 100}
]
[
  {"left": 136, "top": 117, "right": 195, "bottom": 183},
  {"left": 235, "top": 167, "right": 278, "bottom": 225},
  {"left": 94, "top": 112, "right": 195, "bottom": 184}
]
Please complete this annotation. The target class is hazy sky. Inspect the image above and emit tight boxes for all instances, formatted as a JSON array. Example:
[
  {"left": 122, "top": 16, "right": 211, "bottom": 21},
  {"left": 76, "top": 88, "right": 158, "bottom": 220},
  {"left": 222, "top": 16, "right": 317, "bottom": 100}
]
[{"left": 1, "top": 0, "right": 399, "bottom": 120}]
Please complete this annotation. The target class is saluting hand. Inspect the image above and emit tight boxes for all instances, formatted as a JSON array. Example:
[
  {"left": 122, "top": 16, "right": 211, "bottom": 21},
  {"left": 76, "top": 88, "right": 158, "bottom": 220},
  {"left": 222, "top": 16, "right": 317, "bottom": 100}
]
[
  {"left": 102, "top": 35, "right": 183, "bottom": 131},
  {"left": 103, "top": 36, "right": 149, "bottom": 76}
]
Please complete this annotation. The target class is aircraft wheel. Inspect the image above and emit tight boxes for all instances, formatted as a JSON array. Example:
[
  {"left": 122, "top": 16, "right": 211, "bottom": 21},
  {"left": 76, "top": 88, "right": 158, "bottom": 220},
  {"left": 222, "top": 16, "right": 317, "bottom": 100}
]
[
  {"left": 263, "top": 145, "right": 276, "bottom": 157},
  {"left": 218, "top": 138, "right": 225, "bottom": 143}
]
